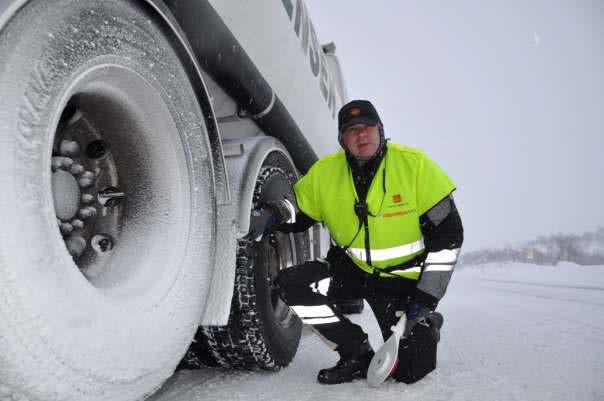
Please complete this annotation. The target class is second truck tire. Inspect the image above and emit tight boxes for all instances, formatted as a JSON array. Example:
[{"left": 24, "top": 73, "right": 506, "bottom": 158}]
[{"left": 181, "top": 153, "right": 306, "bottom": 370}]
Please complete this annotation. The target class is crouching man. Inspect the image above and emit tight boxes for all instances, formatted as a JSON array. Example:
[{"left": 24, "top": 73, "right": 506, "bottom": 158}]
[{"left": 251, "top": 100, "right": 463, "bottom": 384}]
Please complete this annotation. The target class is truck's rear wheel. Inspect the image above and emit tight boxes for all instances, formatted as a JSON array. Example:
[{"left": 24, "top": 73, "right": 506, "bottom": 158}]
[
  {"left": 0, "top": 1, "right": 214, "bottom": 400},
  {"left": 182, "top": 153, "right": 305, "bottom": 370}
]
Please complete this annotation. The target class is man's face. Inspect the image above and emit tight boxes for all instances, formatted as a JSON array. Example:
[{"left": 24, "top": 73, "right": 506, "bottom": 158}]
[{"left": 341, "top": 123, "right": 380, "bottom": 158}]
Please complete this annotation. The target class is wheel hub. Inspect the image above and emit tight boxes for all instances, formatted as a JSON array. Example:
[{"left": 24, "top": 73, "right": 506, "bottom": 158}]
[
  {"left": 51, "top": 169, "right": 81, "bottom": 221},
  {"left": 52, "top": 107, "right": 120, "bottom": 264}
]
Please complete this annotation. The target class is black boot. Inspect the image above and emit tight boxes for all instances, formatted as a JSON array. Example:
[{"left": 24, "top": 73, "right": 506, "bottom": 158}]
[{"left": 317, "top": 339, "right": 374, "bottom": 384}]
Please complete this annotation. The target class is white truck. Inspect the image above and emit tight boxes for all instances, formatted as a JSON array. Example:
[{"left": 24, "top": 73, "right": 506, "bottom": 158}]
[{"left": 0, "top": 0, "right": 355, "bottom": 400}]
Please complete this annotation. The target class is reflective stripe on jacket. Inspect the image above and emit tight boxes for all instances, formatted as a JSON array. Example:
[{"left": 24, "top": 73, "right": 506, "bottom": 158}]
[{"left": 294, "top": 142, "right": 455, "bottom": 279}]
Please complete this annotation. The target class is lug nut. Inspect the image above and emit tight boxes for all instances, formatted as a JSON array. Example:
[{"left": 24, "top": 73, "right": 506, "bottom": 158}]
[
  {"left": 61, "top": 157, "right": 74, "bottom": 169},
  {"left": 60, "top": 222, "right": 74, "bottom": 235},
  {"left": 71, "top": 219, "right": 85, "bottom": 229},
  {"left": 52, "top": 157, "right": 73, "bottom": 171},
  {"left": 70, "top": 163, "right": 85, "bottom": 175},
  {"left": 78, "top": 177, "right": 94, "bottom": 188},
  {"left": 51, "top": 157, "right": 62, "bottom": 172},
  {"left": 92, "top": 234, "right": 113, "bottom": 253},
  {"left": 65, "top": 235, "right": 86, "bottom": 257},
  {"left": 78, "top": 206, "right": 97, "bottom": 219},
  {"left": 59, "top": 140, "right": 80, "bottom": 157},
  {"left": 81, "top": 193, "right": 95, "bottom": 204},
  {"left": 268, "top": 233, "right": 279, "bottom": 245}
]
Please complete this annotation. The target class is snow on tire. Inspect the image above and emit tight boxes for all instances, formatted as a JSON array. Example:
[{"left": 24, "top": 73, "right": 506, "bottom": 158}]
[
  {"left": 181, "top": 153, "right": 306, "bottom": 370},
  {"left": 0, "top": 1, "right": 215, "bottom": 401}
]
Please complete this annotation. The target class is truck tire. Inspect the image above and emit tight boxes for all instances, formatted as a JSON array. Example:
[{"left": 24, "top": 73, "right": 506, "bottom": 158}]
[
  {"left": 182, "top": 153, "right": 305, "bottom": 370},
  {"left": 0, "top": 1, "right": 214, "bottom": 401}
]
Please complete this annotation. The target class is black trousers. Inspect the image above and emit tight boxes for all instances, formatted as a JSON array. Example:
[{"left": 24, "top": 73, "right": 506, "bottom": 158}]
[{"left": 278, "top": 248, "right": 439, "bottom": 383}]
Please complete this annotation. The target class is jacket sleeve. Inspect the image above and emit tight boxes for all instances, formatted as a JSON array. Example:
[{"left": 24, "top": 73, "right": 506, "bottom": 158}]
[
  {"left": 413, "top": 195, "right": 464, "bottom": 309},
  {"left": 292, "top": 163, "right": 323, "bottom": 222}
]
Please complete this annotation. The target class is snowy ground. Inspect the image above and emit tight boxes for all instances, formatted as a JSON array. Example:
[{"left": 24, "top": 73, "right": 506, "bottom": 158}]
[{"left": 150, "top": 263, "right": 604, "bottom": 401}]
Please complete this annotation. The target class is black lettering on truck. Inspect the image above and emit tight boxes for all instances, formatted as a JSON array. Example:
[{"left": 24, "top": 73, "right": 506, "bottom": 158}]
[{"left": 281, "top": 0, "right": 336, "bottom": 117}]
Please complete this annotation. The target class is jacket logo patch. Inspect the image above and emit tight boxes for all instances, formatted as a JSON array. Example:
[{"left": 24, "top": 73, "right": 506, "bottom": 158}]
[{"left": 393, "top": 194, "right": 402, "bottom": 203}]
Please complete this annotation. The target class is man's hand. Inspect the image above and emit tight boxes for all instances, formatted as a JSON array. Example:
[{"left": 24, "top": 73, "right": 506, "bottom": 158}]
[
  {"left": 403, "top": 302, "right": 431, "bottom": 337},
  {"left": 265, "top": 198, "right": 296, "bottom": 225},
  {"left": 248, "top": 207, "right": 276, "bottom": 241},
  {"left": 248, "top": 199, "right": 296, "bottom": 241}
]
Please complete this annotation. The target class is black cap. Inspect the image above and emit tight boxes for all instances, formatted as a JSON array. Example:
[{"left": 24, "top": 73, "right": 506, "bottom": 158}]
[{"left": 338, "top": 100, "right": 381, "bottom": 133}]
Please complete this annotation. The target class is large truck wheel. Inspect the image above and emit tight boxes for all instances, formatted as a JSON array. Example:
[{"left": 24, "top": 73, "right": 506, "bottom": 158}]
[
  {"left": 182, "top": 153, "right": 305, "bottom": 370},
  {"left": 0, "top": 1, "right": 214, "bottom": 400}
]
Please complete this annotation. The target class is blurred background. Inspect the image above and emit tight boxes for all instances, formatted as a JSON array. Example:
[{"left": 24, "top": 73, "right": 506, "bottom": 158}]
[{"left": 306, "top": 0, "right": 604, "bottom": 255}]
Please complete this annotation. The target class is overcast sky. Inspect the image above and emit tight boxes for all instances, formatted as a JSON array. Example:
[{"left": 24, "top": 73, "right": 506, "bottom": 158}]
[{"left": 306, "top": 0, "right": 604, "bottom": 252}]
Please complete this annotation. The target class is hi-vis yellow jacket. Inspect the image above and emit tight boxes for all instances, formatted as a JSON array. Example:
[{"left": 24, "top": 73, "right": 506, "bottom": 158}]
[{"left": 293, "top": 143, "right": 455, "bottom": 279}]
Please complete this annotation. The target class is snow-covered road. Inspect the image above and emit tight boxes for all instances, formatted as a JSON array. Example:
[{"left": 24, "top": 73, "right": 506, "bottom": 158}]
[{"left": 150, "top": 263, "right": 604, "bottom": 401}]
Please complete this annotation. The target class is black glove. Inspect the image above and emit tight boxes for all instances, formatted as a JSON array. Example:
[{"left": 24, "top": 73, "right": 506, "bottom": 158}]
[
  {"left": 403, "top": 301, "right": 432, "bottom": 337},
  {"left": 264, "top": 199, "right": 296, "bottom": 226},
  {"left": 248, "top": 199, "right": 296, "bottom": 241},
  {"left": 248, "top": 207, "right": 276, "bottom": 241}
]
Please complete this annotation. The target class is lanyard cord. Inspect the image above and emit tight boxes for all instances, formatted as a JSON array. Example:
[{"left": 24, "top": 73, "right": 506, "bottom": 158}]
[{"left": 342, "top": 160, "right": 388, "bottom": 270}]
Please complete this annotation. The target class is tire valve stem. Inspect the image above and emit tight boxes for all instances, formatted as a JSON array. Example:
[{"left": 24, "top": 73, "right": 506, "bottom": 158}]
[{"left": 98, "top": 187, "right": 125, "bottom": 208}]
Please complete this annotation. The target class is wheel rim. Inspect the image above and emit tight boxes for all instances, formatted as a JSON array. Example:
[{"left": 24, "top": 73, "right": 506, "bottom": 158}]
[
  {"left": 53, "top": 104, "right": 121, "bottom": 266},
  {"left": 254, "top": 166, "right": 300, "bottom": 328},
  {"left": 50, "top": 65, "right": 191, "bottom": 298},
  {"left": 266, "top": 231, "right": 297, "bottom": 326}
]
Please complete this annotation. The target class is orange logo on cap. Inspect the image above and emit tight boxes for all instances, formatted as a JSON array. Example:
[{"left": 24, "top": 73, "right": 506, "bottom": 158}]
[{"left": 349, "top": 107, "right": 361, "bottom": 117}]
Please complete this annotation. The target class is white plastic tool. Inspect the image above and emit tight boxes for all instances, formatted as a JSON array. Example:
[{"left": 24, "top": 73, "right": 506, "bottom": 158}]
[{"left": 367, "top": 313, "right": 407, "bottom": 386}]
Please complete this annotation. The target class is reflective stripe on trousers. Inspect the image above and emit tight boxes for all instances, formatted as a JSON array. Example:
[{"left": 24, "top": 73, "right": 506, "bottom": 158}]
[{"left": 290, "top": 305, "right": 340, "bottom": 325}]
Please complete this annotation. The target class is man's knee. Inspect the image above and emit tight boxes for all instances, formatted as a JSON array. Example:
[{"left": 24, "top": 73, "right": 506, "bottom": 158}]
[
  {"left": 276, "top": 260, "right": 330, "bottom": 288},
  {"left": 275, "top": 261, "right": 331, "bottom": 305}
]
